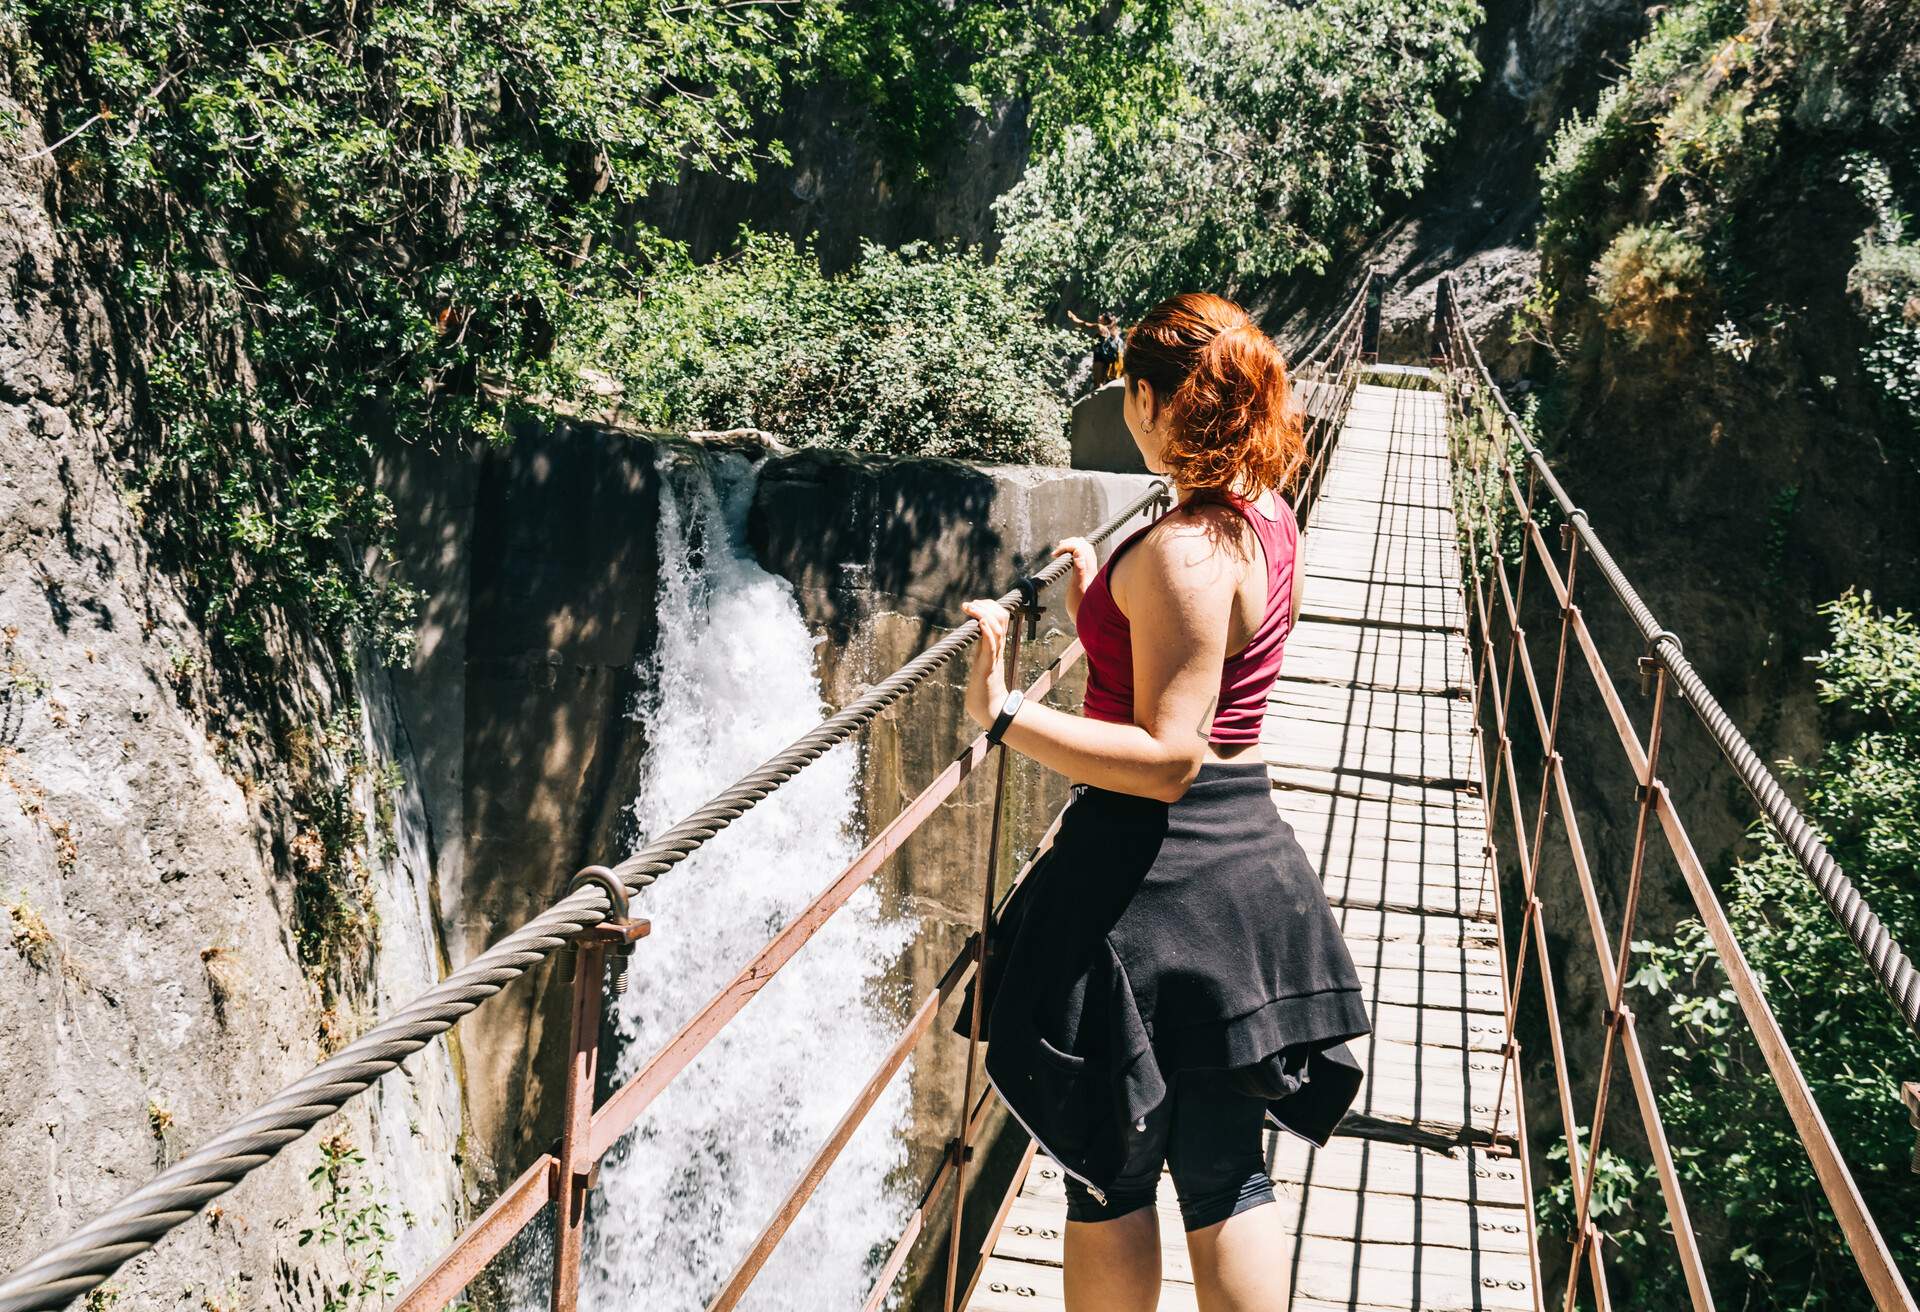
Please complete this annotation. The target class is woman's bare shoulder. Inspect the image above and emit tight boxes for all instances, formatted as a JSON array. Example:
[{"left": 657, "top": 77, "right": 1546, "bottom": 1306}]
[{"left": 1120, "top": 506, "right": 1248, "bottom": 601}]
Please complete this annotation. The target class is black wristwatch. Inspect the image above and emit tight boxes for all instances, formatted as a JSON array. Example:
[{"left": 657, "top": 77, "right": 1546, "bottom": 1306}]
[{"left": 985, "top": 688, "right": 1025, "bottom": 746}]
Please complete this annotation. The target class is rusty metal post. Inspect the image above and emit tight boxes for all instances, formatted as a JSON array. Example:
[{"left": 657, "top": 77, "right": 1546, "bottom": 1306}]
[
  {"left": 549, "top": 867, "right": 651, "bottom": 1312},
  {"left": 1562, "top": 661, "right": 1670, "bottom": 1312},
  {"left": 1488, "top": 532, "right": 1583, "bottom": 1143},
  {"left": 943, "top": 601, "right": 1030, "bottom": 1312},
  {"left": 1906, "top": 1083, "right": 1920, "bottom": 1174},
  {"left": 551, "top": 941, "right": 606, "bottom": 1312}
]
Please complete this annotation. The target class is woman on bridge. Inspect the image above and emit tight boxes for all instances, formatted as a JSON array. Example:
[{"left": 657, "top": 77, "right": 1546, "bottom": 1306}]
[{"left": 959, "top": 293, "right": 1370, "bottom": 1311}]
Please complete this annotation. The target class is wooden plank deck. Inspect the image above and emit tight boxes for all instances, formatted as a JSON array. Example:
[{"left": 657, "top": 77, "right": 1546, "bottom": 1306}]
[{"left": 969, "top": 378, "right": 1541, "bottom": 1311}]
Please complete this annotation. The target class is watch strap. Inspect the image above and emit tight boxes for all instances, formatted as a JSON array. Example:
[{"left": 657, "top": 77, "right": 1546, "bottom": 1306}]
[{"left": 986, "top": 688, "right": 1025, "bottom": 746}]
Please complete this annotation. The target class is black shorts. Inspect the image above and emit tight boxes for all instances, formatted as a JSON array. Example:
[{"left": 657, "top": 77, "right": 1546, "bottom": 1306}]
[{"left": 1060, "top": 1065, "right": 1275, "bottom": 1231}]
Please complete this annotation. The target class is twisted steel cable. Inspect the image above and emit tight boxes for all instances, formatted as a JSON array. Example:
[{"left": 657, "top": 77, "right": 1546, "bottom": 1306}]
[
  {"left": 0, "top": 479, "right": 1172, "bottom": 1312},
  {"left": 1439, "top": 274, "right": 1920, "bottom": 1039}
]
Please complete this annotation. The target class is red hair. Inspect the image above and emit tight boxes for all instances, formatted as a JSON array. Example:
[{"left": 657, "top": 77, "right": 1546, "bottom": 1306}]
[{"left": 1123, "top": 293, "right": 1301, "bottom": 499}]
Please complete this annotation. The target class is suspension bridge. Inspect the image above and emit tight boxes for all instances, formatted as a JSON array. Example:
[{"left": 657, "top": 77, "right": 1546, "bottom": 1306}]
[{"left": 2, "top": 276, "right": 1916, "bottom": 1312}]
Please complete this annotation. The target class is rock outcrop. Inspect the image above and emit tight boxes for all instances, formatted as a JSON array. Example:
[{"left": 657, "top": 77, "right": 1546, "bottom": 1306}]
[{"left": 0, "top": 88, "right": 467, "bottom": 1306}]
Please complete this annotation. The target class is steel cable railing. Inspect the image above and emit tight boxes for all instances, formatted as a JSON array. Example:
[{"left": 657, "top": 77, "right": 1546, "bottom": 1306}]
[
  {"left": 1292, "top": 267, "right": 1377, "bottom": 368},
  {"left": 0, "top": 279, "right": 1381, "bottom": 1312},
  {"left": 1435, "top": 274, "right": 1917, "bottom": 1312},
  {"left": 1441, "top": 277, "right": 1920, "bottom": 1040},
  {"left": 1288, "top": 271, "right": 1374, "bottom": 521}
]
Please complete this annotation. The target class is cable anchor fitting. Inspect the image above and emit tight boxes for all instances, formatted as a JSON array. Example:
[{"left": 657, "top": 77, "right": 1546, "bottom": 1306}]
[{"left": 567, "top": 865, "right": 651, "bottom": 995}]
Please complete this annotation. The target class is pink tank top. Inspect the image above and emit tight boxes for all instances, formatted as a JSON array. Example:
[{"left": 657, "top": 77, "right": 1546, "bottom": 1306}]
[{"left": 1076, "top": 490, "right": 1298, "bottom": 745}]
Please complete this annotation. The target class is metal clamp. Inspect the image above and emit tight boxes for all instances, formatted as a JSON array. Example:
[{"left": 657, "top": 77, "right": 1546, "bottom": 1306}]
[
  {"left": 1013, "top": 575, "right": 1045, "bottom": 641},
  {"left": 566, "top": 865, "right": 649, "bottom": 995},
  {"left": 1639, "top": 630, "right": 1681, "bottom": 696}
]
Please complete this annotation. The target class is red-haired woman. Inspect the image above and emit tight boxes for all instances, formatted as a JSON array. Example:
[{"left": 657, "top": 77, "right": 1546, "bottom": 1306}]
[{"left": 956, "top": 293, "right": 1370, "bottom": 1310}]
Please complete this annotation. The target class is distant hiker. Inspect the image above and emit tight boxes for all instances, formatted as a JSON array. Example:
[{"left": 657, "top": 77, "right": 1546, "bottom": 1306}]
[{"left": 1069, "top": 309, "right": 1127, "bottom": 383}]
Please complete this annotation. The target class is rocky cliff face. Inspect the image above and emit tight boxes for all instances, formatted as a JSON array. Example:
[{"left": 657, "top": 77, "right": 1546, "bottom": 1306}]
[{"left": 0, "top": 88, "right": 467, "bottom": 1305}]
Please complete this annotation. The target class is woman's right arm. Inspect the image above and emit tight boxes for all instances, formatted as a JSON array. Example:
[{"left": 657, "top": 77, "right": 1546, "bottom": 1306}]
[{"left": 1052, "top": 537, "right": 1098, "bottom": 625}]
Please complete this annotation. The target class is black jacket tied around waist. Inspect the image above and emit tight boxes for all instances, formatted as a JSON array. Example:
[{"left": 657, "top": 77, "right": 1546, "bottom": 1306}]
[{"left": 953, "top": 764, "right": 1371, "bottom": 1193}]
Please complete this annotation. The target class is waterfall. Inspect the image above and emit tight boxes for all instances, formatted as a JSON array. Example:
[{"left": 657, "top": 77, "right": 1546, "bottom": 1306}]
[{"left": 575, "top": 446, "right": 916, "bottom": 1309}]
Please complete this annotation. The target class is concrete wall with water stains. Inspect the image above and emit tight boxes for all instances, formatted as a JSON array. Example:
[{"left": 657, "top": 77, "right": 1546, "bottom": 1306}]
[{"left": 381, "top": 418, "right": 1156, "bottom": 1303}]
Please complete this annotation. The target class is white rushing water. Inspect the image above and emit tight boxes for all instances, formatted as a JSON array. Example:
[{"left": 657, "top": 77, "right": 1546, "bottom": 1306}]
[{"left": 574, "top": 447, "right": 916, "bottom": 1309}]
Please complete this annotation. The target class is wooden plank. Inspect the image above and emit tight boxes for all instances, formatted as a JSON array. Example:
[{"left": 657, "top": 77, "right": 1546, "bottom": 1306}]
[
  {"left": 1267, "top": 1137, "right": 1528, "bottom": 1210},
  {"left": 1269, "top": 680, "right": 1475, "bottom": 726},
  {"left": 1360, "top": 1000, "right": 1508, "bottom": 1053},
  {"left": 1322, "top": 906, "right": 1502, "bottom": 950},
  {"left": 1268, "top": 765, "right": 1477, "bottom": 805},
  {"left": 1280, "top": 632, "right": 1472, "bottom": 697},
  {"left": 1297, "top": 592, "right": 1467, "bottom": 633},
  {"left": 1262, "top": 722, "right": 1480, "bottom": 784}
]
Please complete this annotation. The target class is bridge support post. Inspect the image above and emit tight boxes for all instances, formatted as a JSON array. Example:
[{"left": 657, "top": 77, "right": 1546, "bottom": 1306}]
[
  {"left": 549, "top": 900, "right": 652, "bottom": 1312},
  {"left": 1905, "top": 1083, "right": 1920, "bottom": 1174},
  {"left": 1431, "top": 277, "right": 1453, "bottom": 365},
  {"left": 944, "top": 597, "right": 1033, "bottom": 1312},
  {"left": 1361, "top": 268, "right": 1383, "bottom": 363},
  {"left": 550, "top": 941, "right": 606, "bottom": 1312}
]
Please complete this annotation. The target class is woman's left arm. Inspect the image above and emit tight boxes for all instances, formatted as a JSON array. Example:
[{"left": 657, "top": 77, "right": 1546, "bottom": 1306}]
[{"left": 961, "top": 516, "right": 1239, "bottom": 804}]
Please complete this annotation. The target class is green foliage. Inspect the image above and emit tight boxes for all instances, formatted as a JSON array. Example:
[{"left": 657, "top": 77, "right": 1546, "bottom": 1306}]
[
  {"left": 559, "top": 233, "right": 1078, "bottom": 463},
  {"left": 1533, "top": 0, "right": 1920, "bottom": 430},
  {"left": 1535, "top": 1130, "right": 1671, "bottom": 1288},
  {"left": 1590, "top": 224, "right": 1710, "bottom": 353},
  {"left": 15, "top": 0, "right": 800, "bottom": 661},
  {"left": 285, "top": 706, "right": 388, "bottom": 989},
  {"left": 993, "top": 0, "right": 1480, "bottom": 310},
  {"left": 1626, "top": 591, "right": 1920, "bottom": 1308},
  {"left": 1537, "top": 0, "right": 1751, "bottom": 286},
  {"left": 1447, "top": 384, "right": 1559, "bottom": 580},
  {"left": 802, "top": 0, "right": 1186, "bottom": 171},
  {"left": 300, "top": 1132, "right": 399, "bottom": 1312}
]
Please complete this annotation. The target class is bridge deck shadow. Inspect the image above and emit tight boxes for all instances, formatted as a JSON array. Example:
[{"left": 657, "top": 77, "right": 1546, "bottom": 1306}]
[{"left": 969, "top": 378, "right": 1540, "bottom": 1311}]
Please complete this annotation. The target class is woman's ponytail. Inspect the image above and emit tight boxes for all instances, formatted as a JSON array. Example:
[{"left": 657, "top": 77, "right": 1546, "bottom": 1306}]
[{"left": 1123, "top": 294, "right": 1302, "bottom": 500}]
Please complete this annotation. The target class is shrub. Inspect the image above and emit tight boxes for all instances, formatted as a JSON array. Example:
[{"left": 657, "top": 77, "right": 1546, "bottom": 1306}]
[
  {"left": 559, "top": 235, "right": 1078, "bottom": 465},
  {"left": 1590, "top": 225, "right": 1709, "bottom": 352},
  {"left": 1845, "top": 154, "right": 1920, "bottom": 429}
]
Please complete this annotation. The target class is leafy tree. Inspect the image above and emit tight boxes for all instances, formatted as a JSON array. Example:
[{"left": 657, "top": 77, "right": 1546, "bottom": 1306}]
[
  {"left": 6, "top": 0, "right": 802, "bottom": 655},
  {"left": 993, "top": 0, "right": 1480, "bottom": 311},
  {"left": 801, "top": 0, "right": 1187, "bottom": 174},
  {"left": 560, "top": 233, "right": 1077, "bottom": 464},
  {"left": 1, "top": 0, "right": 1188, "bottom": 662}
]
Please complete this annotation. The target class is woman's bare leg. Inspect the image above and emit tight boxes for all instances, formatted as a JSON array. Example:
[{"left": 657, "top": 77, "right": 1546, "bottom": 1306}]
[
  {"left": 1063, "top": 1209, "right": 1162, "bottom": 1312},
  {"left": 1184, "top": 1198, "right": 1290, "bottom": 1312}
]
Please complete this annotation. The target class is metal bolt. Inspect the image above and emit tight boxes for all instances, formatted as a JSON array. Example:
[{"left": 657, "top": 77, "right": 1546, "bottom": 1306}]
[{"left": 1637, "top": 654, "right": 1658, "bottom": 696}]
